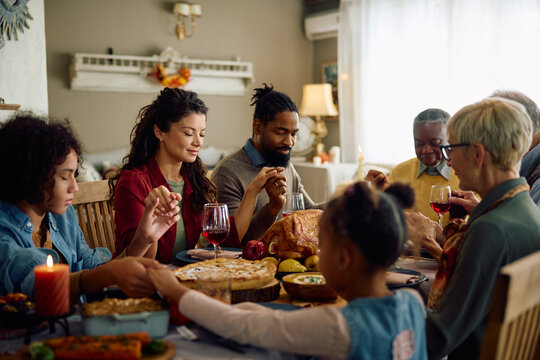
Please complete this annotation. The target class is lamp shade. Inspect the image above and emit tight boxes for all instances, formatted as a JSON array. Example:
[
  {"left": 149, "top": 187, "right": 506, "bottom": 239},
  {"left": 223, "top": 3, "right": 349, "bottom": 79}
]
[
  {"left": 299, "top": 83, "right": 338, "bottom": 117},
  {"left": 173, "top": 3, "right": 190, "bottom": 16},
  {"left": 189, "top": 4, "right": 202, "bottom": 16}
]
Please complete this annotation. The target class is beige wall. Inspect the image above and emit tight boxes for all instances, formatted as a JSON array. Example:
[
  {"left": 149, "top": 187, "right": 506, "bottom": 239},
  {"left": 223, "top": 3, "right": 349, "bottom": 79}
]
[
  {"left": 313, "top": 37, "right": 339, "bottom": 150},
  {"left": 45, "top": 0, "right": 313, "bottom": 153}
]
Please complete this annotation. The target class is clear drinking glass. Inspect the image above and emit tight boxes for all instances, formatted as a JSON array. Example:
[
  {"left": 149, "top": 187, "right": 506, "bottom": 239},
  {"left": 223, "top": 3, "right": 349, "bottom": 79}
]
[
  {"left": 282, "top": 193, "right": 305, "bottom": 217},
  {"left": 202, "top": 203, "right": 230, "bottom": 258},
  {"left": 430, "top": 185, "right": 452, "bottom": 226},
  {"left": 196, "top": 272, "right": 231, "bottom": 304}
]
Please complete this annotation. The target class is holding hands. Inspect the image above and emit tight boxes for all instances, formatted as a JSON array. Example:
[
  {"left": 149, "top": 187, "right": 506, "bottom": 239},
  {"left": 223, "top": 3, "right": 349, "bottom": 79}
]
[
  {"left": 247, "top": 167, "right": 284, "bottom": 195},
  {"left": 364, "top": 169, "right": 389, "bottom": 190},
  {"left": 405, "top": 211, "right": 444, "bottom": 261},
  {"left": 128, "top": 186, "right": 182, "bottom": 257},
  {"left": 147, "top": 267, "right": 190, "bottom": 305},
  {"left": 145, "top": 185, "right": 182, "bottom": 216}
]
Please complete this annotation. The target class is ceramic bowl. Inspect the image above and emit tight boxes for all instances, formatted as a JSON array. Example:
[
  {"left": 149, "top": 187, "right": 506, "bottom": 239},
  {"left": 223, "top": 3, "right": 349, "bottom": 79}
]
[{"left": 282, "top": 272, "right": 337, "bottom": 301}]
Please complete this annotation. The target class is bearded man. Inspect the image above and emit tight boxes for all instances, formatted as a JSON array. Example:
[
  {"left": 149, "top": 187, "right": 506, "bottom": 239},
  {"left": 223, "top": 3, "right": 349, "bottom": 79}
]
[{"left": 211, "top": 84, "right": 321, "bottom": 243}]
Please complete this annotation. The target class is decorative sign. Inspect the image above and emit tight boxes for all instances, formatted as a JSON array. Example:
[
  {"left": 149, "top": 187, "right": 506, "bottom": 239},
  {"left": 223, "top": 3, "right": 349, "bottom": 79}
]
[{"left": 0, "top": 0, "right": 33, "bottom": 49}]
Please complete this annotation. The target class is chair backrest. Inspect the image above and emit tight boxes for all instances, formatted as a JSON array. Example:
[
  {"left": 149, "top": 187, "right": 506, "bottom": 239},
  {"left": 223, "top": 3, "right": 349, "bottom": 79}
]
[
  {"left": 73, "top": 180, "right": 116, "bottom": 253},
  {"left": 479, "top": 250, "right": 540, "bottom": 360}
]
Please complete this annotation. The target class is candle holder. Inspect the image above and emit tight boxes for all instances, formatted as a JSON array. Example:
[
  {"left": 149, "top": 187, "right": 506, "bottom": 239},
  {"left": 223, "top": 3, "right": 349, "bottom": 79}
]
[{"left": 23, "top": 306, "right": 75, "bottom": 345}]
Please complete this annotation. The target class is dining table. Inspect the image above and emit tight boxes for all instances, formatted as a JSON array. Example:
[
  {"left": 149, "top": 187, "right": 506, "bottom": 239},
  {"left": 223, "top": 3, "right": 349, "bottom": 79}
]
[{"left": 0, "top": 257, "right": 436, "bottom": 359}]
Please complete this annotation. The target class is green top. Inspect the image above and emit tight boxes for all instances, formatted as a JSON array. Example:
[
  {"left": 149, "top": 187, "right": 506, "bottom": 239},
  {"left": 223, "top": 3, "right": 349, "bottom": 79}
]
[
  {"left": 426, "top": 177, "right": 540, "bottom": 358},
  {"left": 167, "top": 179, "right": 187, "bottom": 256}
]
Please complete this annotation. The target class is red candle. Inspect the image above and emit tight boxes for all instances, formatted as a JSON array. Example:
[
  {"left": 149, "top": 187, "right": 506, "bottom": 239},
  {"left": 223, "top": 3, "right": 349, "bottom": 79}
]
[{"left": 34, "top": 255, "right": 70, "bottom": 317}]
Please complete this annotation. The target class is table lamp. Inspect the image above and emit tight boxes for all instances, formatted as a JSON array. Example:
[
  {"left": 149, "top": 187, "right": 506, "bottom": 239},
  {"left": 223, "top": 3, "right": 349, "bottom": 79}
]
[{"left": 299, "top": 83, "right": 338, "bottom": 155}]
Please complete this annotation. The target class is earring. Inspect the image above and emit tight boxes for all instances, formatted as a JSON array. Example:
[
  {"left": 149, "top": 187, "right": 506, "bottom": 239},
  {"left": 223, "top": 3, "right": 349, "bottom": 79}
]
[{"left": 160, "top": 139, "right": 164, "bottom": 142}]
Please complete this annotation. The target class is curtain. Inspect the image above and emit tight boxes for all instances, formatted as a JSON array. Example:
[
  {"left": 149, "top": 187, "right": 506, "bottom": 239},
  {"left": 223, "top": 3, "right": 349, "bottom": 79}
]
[{"left": 339, "top": 0, "right": 540, "bottom": 165}]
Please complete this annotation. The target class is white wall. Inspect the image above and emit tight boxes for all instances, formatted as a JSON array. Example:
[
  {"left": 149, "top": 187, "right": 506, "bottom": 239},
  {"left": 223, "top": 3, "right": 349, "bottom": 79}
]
[{"left": 0, "top": 0, "right": 48, "bottom": 122}]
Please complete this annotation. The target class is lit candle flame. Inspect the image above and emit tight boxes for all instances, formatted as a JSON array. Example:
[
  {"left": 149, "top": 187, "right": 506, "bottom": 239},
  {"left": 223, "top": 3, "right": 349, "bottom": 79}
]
[{"left": 46, "top": 255, "right": 53, "bottom": 267}]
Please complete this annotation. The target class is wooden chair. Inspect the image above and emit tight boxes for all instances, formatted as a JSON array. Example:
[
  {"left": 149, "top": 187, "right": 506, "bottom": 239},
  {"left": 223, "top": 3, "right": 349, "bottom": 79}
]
[
  {"left": 73, "top": 180, "right": 116, "bottom": 253},
  {"left": 479, "top": 250, "right": 540, "bottom": 360}
]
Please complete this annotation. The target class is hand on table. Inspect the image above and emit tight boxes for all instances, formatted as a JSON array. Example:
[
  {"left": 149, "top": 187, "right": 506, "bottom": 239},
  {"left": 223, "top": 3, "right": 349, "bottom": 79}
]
[
  {"left": 405, "top": 211, "right": 443, "bottom": 261},
  {"left": 264, "top": 170, "right": 287, "bottom": 216},
  {"left": 364, "top": 169, "right": 389, "bottom": 190},
  {"left": 450, "top": 190, "right": 479, "bottom": 214}
]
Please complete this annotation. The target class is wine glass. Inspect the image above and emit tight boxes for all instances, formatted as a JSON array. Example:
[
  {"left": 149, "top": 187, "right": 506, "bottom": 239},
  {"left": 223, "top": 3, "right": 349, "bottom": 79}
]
[
  {"left": 202, "top": 203, "right": 230, "bottom": 258},
  {"left": 430, "top": 185, "right": 452, "bottom": 226},
  {"left": 283, "top": 193, "right": 305, "bottom": 217}
]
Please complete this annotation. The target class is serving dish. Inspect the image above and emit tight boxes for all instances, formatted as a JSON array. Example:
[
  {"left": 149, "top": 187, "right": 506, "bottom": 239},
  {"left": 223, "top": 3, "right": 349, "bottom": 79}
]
[
  {"left": 0, "top": 293, "right": 41, "bottom": 330},
  {"left": 80, "top": 289, "right": 169, "bottom": 338},
  {"left": 282, "top": 272, "right": 337, "bottom": 301}
]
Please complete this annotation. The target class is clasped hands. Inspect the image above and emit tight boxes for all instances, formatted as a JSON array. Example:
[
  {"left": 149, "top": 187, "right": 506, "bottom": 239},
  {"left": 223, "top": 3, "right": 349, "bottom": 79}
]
[{"left": 260, "top": 167, "right": 287, "bottom": 216}]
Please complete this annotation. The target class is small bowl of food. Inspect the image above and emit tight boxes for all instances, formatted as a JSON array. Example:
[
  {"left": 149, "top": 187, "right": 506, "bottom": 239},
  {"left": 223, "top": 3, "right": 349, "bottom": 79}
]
[{"left": 282, "top": 272, "right": 337, "bottom": 301}]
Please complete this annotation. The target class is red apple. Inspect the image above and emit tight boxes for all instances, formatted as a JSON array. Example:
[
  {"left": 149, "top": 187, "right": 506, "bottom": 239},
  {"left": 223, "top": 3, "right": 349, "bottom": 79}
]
[{"left": 242, "top": 240, "right": 269, "bottom": 260}]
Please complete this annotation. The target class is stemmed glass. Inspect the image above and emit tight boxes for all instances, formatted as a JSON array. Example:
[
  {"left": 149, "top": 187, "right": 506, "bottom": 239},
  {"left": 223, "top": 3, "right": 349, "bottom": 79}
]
[
  {"left": 202, "top": 203, "right": 230, "bottom": 259},
  {"left": 430, "top": 185, "right": 452, "bottom": 226},
  {"left": 282, "top": 193, "right": 305, "bottom": 217}
]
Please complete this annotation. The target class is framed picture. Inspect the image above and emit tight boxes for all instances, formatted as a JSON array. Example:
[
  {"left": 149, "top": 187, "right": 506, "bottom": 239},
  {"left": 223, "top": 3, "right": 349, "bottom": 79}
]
[{"left": 322, "top": 62, "right": 338, "bottom": 111}]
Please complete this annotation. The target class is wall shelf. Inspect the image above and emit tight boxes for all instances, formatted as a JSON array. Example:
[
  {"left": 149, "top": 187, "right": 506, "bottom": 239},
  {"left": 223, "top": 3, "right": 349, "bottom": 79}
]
[
  {"left": 69, "top": 48, "right": 254, "bottom": 96},
  {"left": 0, "top": 104, "right": 20, "bottom": 110}
]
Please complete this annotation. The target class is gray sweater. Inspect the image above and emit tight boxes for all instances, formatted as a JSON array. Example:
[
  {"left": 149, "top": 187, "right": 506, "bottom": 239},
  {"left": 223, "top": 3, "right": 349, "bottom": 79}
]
[{"left": 210, "top": 148, "right": 320, "bottom": 243}]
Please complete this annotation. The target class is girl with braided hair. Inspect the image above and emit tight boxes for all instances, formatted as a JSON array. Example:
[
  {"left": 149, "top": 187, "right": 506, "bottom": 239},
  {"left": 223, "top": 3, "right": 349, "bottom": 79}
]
[{"left": 147, "top": 182, "right": 427, "bottom": 360}]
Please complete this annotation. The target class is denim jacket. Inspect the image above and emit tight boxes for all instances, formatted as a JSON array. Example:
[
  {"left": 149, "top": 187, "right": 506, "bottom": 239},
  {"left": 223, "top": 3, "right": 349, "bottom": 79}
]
[{"left": 0, "top": 201, "right": 111, "bottom": 297}]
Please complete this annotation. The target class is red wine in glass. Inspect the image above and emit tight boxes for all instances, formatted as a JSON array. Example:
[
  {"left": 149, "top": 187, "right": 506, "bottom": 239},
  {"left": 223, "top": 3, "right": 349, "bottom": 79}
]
[
  {"left": 430, "top": 185, "right": 452, "bottom": 226},
  {"left": 430, "top": 202, "right": 451, "bottom": 216},
  {"left": 282, "top": 212, "right": 292, "bottom": 218},
  {"left": 203, "top": 229, "right": 229, "bottom": 245},
  {"left": 202, "top": 203, "right": 230, "bottom": 258}
]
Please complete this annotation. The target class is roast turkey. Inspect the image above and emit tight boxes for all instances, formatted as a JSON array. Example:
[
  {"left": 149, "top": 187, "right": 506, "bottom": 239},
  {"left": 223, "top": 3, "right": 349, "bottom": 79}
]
[{"left": 259, "top": 209, "right": 323, "bottom": 259}]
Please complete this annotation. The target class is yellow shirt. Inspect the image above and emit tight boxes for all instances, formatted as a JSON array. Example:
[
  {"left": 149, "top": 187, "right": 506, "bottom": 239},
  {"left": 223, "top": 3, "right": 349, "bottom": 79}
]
[{"left": 388, "top": 158, "right": 461, "bottom": 226}]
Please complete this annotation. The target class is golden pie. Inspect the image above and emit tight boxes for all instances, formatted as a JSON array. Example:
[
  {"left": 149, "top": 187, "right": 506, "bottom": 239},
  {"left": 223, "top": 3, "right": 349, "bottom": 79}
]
[
  {"left": 174, "top": 258, "right": 277, "bottom": 290},
  {"left": 82, "top": 297, "right": 165, "bottom": 317}
]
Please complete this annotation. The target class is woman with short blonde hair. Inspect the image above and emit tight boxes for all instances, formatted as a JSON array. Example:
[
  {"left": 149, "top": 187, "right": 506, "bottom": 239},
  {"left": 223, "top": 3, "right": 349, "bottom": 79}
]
[
  {"left": 414, "top": 97, "right": 540, "bottom": 359},
  {"left": 446, "top": 97, "right": 532, "bottom": 172}
]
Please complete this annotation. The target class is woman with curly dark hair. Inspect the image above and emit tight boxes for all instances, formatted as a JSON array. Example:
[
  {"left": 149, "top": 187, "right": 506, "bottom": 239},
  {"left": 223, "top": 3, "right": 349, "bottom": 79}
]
[
  {"left": 112, "top": 88, "right": 278, "bottom": 263},
  {"left": 0, "top": 113, "right": 166, "bottom": 299}
]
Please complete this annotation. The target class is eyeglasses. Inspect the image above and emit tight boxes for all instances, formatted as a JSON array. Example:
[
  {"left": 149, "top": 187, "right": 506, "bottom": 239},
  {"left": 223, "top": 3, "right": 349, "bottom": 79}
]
[{"left": 439, "top": 143, "right": 470, "bottom": 161}]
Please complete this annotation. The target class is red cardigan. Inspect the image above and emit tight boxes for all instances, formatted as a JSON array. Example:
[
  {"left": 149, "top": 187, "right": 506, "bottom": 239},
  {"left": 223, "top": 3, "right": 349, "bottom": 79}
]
[{"left": 114, "top": 157, "right": 240, "bottom": 263}]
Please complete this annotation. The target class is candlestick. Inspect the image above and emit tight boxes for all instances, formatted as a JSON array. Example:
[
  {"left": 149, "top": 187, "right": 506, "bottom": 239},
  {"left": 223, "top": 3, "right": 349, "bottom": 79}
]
[{"left": 34, "top": 255, "right": 70, "bottom": 317}]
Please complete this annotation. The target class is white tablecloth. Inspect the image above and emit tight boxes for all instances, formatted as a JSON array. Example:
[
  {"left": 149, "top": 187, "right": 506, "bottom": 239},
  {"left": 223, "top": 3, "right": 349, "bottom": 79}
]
[{"left": 292, "top": 161, "right": 358, "bottom": 203}]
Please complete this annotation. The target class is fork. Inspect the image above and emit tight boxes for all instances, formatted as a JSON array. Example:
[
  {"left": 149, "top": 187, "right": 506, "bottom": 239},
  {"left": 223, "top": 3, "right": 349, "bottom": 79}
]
[
  {"left": 177, "top": 325, "right": 245, "bottom": 353},
  {"left": 177, "top": 325, "right": 198, "bottom": 341}
]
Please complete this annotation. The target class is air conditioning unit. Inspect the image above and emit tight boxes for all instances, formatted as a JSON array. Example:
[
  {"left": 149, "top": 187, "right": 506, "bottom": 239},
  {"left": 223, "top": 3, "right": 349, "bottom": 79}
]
[{"left": 304, "top": 10, "right": 339, "bottom": 41}]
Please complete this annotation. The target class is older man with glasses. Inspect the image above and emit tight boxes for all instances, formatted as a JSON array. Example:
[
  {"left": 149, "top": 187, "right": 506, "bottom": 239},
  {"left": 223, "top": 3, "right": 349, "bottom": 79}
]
[
  {"left": 409, "top": 97, "right": 540, "bottom": 359},
  {"left": 366, "top": 109, "right": 463, "bottom": 226}
]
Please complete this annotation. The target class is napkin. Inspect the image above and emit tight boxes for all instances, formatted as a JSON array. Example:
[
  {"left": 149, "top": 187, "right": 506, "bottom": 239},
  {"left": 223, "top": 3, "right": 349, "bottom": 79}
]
[
  {"left": 386, "top": 271, "right": 419, "bottom": 285},
  {"left": 187, "top": 249, "right": 241, "bottom": 260}
]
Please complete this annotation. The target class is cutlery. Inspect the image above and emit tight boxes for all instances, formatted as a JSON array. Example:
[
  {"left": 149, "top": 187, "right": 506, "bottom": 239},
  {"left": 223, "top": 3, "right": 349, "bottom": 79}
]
[{"left": 177, "top": 325, "right": 245, "bottom": 354}]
